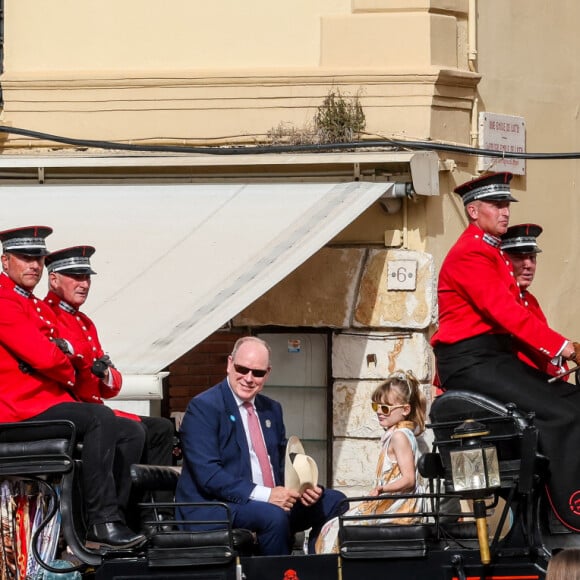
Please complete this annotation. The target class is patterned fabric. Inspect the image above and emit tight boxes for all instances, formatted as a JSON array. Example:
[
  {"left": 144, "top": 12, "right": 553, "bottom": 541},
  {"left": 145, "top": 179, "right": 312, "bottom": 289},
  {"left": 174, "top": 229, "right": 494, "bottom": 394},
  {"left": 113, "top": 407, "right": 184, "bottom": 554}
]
[
  {"left": 39, "top": 490, "right": 62, "bottom": 569},
  {"left": 0, "top": 481, "right": 60, "bottom": 579},
  {"left": 1, "top": 481, "right": 17, "bottom": 579},
  {"left": 315, "top": 425, "right": 423, "bottom": 554},
  {"left": 15, "top": 491, "right": 29, "bottom": 579},
  {"left": 27, "top": 494, "right": 45, "bottom": 579}
]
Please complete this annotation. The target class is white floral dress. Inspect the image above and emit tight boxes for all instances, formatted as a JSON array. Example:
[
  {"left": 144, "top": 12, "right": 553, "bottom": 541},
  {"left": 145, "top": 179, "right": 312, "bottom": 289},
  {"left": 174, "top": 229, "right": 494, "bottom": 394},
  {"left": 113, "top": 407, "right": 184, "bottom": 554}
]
[{"left": 314, "top": 423, "right": 423, "bottom": 554}]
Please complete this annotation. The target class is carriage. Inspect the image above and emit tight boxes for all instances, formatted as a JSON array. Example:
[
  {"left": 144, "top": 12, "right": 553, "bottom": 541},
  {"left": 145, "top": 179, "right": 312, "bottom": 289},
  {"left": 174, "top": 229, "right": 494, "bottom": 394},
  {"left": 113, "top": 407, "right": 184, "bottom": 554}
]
[{"left": 1, "top": 388, "right": 578, "bottom": 580}]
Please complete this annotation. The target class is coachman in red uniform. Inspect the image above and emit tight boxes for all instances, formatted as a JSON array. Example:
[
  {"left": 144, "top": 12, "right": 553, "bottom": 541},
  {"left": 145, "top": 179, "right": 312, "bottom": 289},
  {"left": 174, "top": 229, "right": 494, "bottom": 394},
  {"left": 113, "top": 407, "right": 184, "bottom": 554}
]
[
  {"left": 44, "top": 245, "right": 127, "bottom": 408},
  {"left": 43, "top": 246, "right": 174, "bottom": 484},
  {"left": 501, "top": 223, "right": 567, "bottom": 377},
  {"left": 431, "top": 174, "right": 580, "bottom": 532},
  {"left": 0, "top": 226, "right": 146, "bottom": 550}
]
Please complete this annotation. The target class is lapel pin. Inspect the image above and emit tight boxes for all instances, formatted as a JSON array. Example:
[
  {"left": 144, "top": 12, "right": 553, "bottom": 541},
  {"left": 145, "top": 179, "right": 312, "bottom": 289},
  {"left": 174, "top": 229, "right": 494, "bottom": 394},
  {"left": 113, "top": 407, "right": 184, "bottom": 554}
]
[
  {"left": 265, "top": 419, "right": 271, "bottom": 428},
  {"left": 229, "top": 415, "right": 236, "bottom": 422}
]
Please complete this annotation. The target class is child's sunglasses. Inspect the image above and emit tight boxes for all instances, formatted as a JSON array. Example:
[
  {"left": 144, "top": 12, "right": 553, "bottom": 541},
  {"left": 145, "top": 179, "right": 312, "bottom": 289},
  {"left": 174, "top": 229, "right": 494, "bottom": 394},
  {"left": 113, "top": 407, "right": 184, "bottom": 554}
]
[{"left": 371, "top": 402, "right": 406, "bottom": 416}]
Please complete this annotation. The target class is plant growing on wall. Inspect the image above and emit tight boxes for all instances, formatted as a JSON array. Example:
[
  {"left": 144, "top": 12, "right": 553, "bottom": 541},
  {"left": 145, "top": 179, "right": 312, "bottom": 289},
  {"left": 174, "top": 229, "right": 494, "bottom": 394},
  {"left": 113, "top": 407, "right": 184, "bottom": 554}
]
[
  {"left": 267, "top": 121, "right": 318, "bottom": 145},
  {"left": 266, "top": 87, "right": 366, "bottom": 145},
  {"left": 314, "top": 88, "right": 366, "bottom": 144}
]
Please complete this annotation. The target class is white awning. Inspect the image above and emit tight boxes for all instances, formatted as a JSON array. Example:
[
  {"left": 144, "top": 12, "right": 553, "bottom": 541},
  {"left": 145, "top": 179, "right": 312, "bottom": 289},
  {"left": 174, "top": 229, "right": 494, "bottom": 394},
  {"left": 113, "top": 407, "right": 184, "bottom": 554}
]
[{"left": 0, "top": 181, "right": 396, "bottom": 378}]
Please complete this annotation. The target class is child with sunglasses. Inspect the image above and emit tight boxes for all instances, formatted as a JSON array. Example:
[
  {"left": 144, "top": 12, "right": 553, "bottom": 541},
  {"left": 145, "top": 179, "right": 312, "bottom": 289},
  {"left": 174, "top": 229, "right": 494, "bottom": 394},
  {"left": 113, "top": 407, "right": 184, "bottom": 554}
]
[{"left": 315, "top": 370, "right": 427, "bottom": 554}]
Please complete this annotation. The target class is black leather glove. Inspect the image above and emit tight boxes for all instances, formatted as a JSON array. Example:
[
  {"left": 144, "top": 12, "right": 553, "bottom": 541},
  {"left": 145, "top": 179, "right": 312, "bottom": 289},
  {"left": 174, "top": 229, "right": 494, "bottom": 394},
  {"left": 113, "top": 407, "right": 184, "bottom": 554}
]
[
  {"left": 91, "top": 354, "right": 113, "bottom": 379},
  {"left": 51, "top": 337, "right": 73, "bottom": 355}
]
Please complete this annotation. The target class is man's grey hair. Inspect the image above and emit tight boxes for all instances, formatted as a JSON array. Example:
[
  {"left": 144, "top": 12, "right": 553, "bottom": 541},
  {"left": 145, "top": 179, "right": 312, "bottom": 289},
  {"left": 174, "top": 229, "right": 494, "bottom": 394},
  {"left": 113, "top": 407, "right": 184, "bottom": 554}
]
[{"left": 230, "top": 336, "right": 271, "bottom": 363}]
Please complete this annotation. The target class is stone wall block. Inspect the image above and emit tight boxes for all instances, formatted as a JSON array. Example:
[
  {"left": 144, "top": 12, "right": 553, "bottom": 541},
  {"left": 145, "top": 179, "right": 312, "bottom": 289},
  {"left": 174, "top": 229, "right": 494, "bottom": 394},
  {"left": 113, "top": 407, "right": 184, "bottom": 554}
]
[
  {"left": 234, "top": 248, "right": 365, "bottom": 328},
  {"left": 331, "top": 438, "right": 379, "bottom": 491},
  {"left": 332, "top": 330, "right": 431, "bottom": 380},
  {"left": 333, "top": 379, "right": 385, "bottom": 438},
  {"left": 354, "top": 249, "right": 435, "bottom": 329}
]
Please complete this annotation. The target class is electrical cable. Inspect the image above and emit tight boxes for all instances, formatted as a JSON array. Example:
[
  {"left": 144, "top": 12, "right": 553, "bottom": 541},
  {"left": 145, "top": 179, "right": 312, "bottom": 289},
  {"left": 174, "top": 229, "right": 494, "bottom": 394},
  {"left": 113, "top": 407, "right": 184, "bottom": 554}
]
[{"left": 2, "top": 124, "right": 580, "bottom": 159}]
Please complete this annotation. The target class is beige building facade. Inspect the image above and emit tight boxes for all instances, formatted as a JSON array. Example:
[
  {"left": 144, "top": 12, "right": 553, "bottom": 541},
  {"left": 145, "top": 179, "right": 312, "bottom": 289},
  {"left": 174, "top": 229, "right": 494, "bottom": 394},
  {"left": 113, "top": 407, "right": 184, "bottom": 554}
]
[{"left": 1, "top": 0, "right": 578, "bottom": 494}]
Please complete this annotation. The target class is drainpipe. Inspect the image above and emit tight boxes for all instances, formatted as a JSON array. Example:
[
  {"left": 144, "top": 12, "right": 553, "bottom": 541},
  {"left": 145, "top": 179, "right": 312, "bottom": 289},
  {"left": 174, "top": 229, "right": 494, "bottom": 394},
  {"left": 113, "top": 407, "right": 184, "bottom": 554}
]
[
  {"left": 468, "top": 0, "right": 478, "bottom": 72},
  {"left": 0, "top": 0, "right": 4, "bottom": 106},
  {"left": 402, "top": 195, "right": 409, "bottom": 249},
  {"left": 468, "top": 0, "right": 478, "bottom": 148},
  {"left": 470, "top": 97, "right": 479, "bottom": 149}
]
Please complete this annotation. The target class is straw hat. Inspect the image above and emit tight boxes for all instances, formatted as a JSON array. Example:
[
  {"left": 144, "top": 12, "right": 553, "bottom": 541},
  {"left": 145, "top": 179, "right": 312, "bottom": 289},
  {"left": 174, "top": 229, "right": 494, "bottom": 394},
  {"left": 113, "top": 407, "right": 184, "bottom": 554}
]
[{"left": 284, "top": 436, "right": 318, "bottom": 494}]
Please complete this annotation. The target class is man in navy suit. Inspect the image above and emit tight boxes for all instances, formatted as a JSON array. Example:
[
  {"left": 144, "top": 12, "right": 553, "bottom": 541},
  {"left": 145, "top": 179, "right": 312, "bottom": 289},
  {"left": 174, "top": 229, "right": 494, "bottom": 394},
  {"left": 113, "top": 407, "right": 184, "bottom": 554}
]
[{"left": 175, "top": 336, "right": 347, "bottom": 555}]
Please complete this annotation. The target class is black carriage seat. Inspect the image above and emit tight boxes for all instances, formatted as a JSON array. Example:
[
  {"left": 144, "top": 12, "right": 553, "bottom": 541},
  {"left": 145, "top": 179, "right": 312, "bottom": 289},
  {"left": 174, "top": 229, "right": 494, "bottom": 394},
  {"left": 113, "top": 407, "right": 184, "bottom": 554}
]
[
  {"left": 339, "top": 523, "right": 431, "bottom": 560},
  {"left": 129, "top": 463, "right": 257, "bottom": 567},
  {"left": 338, "top": 505, "right": 480, "bottom": 561},
  {"left": 0, "top": 420, "right": 102, "bottom": 569},
  {"left": 429, "top": 390, "right": 549, "bottom": 495}
]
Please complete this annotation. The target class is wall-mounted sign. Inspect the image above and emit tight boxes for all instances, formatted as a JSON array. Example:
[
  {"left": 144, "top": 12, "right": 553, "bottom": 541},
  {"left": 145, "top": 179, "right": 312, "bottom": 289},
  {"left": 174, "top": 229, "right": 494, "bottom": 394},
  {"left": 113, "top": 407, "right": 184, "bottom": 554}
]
[
  {"left": 478, "top": 112, "right": 526, "bottom": 176},
  {"left": 386, "top": 259, "right": 417, "bottom": 291},
  {"left": 287, "top": 338, "right": 302, "bottom": 353}
]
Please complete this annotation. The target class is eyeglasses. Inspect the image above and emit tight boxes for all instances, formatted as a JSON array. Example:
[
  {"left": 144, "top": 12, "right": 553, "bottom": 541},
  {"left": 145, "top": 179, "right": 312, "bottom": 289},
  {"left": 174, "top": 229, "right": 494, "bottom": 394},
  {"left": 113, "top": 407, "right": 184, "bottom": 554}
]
[
  {"left": 371, "top": 402, "right": 407, "bottom": 416},
  {"left": 233, "top": 363, "right": 269, "bottom": 378}
]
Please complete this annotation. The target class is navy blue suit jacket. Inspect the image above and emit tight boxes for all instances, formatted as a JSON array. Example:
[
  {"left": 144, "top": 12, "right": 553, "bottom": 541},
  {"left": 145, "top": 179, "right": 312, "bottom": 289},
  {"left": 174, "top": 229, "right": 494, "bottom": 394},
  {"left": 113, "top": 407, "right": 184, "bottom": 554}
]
[{"left": 175, "top": 378, "right": 286, "bottom": 523}]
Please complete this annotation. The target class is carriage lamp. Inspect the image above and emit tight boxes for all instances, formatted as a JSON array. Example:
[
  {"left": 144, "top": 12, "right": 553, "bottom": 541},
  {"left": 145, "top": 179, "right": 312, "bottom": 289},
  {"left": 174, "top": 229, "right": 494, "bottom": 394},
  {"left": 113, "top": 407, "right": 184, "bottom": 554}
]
[
  {"left": 449, "top": 419, "right": 500, "bottom": 492},
  {"left": 449, "top": 419, "right": 501, "bottom": 565}
]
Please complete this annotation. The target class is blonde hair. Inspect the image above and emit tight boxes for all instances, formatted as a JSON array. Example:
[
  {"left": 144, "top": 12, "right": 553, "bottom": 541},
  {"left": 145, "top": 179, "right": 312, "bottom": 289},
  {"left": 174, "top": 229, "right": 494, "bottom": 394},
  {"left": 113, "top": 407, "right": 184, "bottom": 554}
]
[
  {"left": 371, "top": 370, "right": 426, "bottom": 434},
  {"left": 546, "top": 549, "right": 580, "bottom": 580}
]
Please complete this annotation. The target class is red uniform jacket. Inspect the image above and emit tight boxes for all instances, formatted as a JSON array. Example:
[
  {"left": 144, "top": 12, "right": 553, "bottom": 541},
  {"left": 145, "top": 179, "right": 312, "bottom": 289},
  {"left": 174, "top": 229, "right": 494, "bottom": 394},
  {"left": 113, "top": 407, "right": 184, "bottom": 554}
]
[
  {"left": 515, "top": 290, "right": 567, "bottom": 377},
  {"left": 431, "top": 224, "right": 567, "bottom": 360},
  {"left": 0, "top": 274, "right": 76, "bottom": 422},
  {"left": 44, "top": 291, "right": 140, "bottom": 422}
]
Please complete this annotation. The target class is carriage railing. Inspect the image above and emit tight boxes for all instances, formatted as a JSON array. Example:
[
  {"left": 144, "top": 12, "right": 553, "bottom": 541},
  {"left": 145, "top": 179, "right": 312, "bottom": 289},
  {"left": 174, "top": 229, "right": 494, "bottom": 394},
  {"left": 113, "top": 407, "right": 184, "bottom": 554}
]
[
  {"left": 136, "top": 500, "right": 239, "bottom": 568},
  {"left": 339, "top": 489, "right": 485, "bottom": 530}
]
